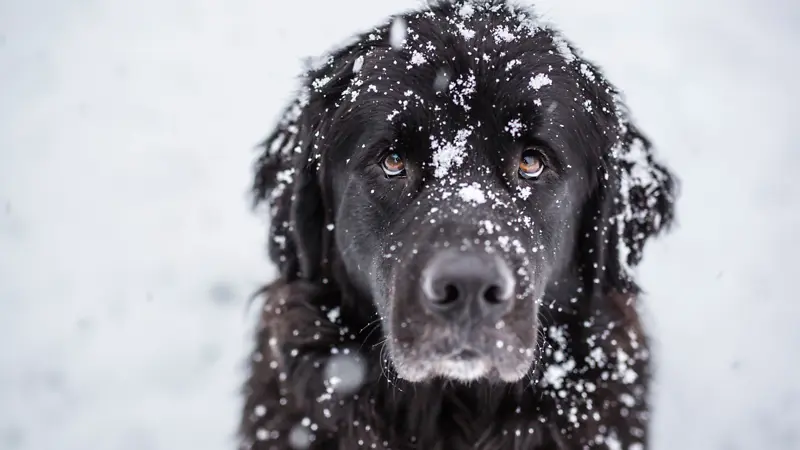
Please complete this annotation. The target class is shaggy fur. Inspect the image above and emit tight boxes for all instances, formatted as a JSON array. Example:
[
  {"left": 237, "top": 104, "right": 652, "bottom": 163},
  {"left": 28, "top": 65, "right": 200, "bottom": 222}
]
[{"left": 240, "top": 1, "right": 677, "bottom": 449}]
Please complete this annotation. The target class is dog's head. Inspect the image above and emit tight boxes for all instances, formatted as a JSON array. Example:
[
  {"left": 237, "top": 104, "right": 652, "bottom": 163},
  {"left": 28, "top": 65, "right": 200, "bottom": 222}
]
[{"left": 253, "top": 1, "right": 676, "bottom": 384}]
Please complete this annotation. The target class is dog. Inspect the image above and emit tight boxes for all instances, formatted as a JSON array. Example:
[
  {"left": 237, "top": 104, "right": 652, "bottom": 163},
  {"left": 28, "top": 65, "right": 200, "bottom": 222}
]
[{"left": 240, "top": 1, "right": 677, "bottom": 448}]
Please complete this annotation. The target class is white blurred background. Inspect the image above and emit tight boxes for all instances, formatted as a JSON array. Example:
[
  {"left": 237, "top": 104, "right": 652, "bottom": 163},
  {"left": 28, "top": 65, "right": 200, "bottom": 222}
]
[{"left": 1, "top": 0, "right": 798, "bottom": 449}]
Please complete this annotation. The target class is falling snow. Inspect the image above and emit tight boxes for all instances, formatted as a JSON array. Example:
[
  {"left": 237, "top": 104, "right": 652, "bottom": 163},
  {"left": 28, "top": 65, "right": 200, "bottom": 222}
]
[
  {"left": 322, "top": 352, "right": 367, "bottom": 396},
  {"left": 389, "top": 17, "right": 407, "bottom": 50},
  {"left": 4, "top": 0, "right": 793, "bottom": 449}
]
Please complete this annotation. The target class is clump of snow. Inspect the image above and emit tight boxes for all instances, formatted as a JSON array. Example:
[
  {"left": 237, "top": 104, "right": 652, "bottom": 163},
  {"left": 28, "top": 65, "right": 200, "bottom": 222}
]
[
  {"left": 458, "top": 2, "right": 474, "bottom": 18},
  {"left": 506, "top": 59, "right": 521, "bottom": 71},
  {"left": 311, "top": 75, "right": 332, "bottom": 91},
  {"left": 579, "top": 63, "right": 595, "bottom": 81},
  {"left": 479, "top": 219, "right": 498, "bottom": 235},
  {"left": 430, "top": 128, "right": 472, "bottom": 178},
  {"left": 551, "top": 31, "right": 576, "bottom": 63},
  {"left": 529, "top": 73, "right": 552, "bottom": 90},
  {"left": 517, "top": 186, "right": 532, "bottom": 200},
  {"left": 455, "top": 22, "right": 476, "bottom": 40},
  {"left": 457, "top": 182, "right": 487, "bottom": 205},
  {"left": 326, "top": 306, "right": 340, "bottom": 323},
  {"left": 613, "top": 134, "right": 672, "bottom": 279},
  {"left": 389, "top": 17, "right": 407, "bottom": 50},
  {"left": 493, "top": 25, "right": 516, "bottom": 43},
  {"left": 410, "top": 51, "right": 426, "bottom": 65}
]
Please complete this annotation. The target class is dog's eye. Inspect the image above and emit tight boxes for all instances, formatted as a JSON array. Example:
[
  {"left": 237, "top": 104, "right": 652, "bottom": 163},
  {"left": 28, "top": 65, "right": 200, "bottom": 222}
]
[
  {"left": 382, "top": 153, "right": 406, "bottom": 177},
  {"left": 518, "top": 149, "right": 545, "bottom": 179}
]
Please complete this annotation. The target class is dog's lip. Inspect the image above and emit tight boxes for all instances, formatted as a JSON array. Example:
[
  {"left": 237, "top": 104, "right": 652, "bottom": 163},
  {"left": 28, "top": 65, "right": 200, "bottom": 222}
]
[{"left": 447, "top": 348, "right": 482, "bottom": 360}]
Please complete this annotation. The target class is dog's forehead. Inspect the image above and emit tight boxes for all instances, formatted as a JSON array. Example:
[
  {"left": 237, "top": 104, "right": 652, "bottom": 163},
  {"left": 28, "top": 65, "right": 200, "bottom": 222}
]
[
  {"left": 297, "top": 0, "right": 631, "bottom": 188},
  {"left": 332, "top": 7, "right": 613, "bottom": 149}
]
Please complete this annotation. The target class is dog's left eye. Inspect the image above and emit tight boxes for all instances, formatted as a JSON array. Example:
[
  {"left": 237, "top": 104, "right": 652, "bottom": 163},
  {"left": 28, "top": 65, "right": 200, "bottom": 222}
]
[
  {"left": 518, "top": 149, "right": 545, "bottom": 179},
  {"left": 382, "top": 153, "right": 406, "bottom": 177}
]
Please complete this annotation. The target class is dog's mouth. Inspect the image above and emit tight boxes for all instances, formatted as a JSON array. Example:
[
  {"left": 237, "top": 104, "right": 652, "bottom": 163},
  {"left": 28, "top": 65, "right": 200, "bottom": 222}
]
[
  {"left": 387, "top": 327, "right": 538, "bottom": 383},
  {"left": 378, "top": 245, "right": 541, "bottom": 383}
]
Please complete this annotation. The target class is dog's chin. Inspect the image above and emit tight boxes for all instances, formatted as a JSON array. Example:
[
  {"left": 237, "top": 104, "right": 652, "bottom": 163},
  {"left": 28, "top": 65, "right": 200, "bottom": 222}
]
[{"left": 392, "top": 354, "right": 533, "bottom": 384}]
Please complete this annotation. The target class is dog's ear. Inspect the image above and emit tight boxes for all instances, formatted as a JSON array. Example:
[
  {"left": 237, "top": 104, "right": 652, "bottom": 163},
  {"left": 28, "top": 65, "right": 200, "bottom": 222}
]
[
  {"left": 580, "top": 100, "right": 678, "bottom": 295},
  {"left": 252, "top": 42, "right": 368, "bottom": 281}
]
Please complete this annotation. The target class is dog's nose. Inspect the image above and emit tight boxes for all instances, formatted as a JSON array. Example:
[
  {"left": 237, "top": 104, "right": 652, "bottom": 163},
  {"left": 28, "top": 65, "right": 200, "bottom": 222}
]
[{"left": 421, "top": 249, "right": 515, "bottom": 320}]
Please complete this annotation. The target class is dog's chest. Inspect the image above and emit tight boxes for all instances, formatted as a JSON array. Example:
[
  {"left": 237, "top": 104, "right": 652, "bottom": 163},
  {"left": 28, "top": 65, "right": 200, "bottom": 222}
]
[{"left": 328, "top": 416, "right": 562, "bottom": 450}]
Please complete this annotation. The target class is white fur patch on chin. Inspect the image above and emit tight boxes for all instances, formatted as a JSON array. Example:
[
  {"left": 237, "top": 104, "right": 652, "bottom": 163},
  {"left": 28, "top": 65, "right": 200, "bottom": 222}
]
[
  {"left": 432, "top": 358, "right": 489, "bottom": 382},
  {"left": 496, "top": 363, "right": 532, "bottom": 383},
  {"left": 395, "top": 358, "right": 490, "bottom": 382}
]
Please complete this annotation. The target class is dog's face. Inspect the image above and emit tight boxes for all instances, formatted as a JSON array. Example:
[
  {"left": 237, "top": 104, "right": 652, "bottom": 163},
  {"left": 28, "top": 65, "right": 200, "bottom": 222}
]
[
  {"left": 331, "top": 112, "right": 588, "bottom": 382},
  {"left": 324, "top": 17, "right": 610, "bottom": 383},
  {"left": 255, "top": 1, "right": 675, "bottom": 385}
]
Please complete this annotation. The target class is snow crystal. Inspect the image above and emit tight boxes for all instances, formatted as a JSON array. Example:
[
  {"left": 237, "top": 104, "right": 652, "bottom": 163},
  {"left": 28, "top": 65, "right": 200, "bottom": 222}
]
[
  {"left": 529, "top": 73, "right": 552, "bottom": 90},
  {"left": 254, "top": 404, "right": 267, "bottom": 417},
  {"left": 326, "top": 306, "right": 340, "bottom": 323},
  {"left": 389, "top": 17, "right": 407, "bottom": 50},
  {"left": 458, "top": 183, "right": 487, "bottom": 205},
  {"left": 431, "top": 128, "right": 471, "bottom": 178},
  {"left": 325, "top": 223, "right": 335, "bottom": 231},
  {"left": 517, "top": 186, "right": 532, "bottom": 200},
  {"left": 505, "top": 118, "right": 523, "bottom": 137}
]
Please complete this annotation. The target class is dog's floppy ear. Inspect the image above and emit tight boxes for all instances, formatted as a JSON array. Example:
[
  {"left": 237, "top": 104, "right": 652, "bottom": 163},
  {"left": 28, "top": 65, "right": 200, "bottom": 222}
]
[
  {"left": 585, "top": 115, "right": 677, "bottom": 295},
  {"left": 252, "top": 41, "right": 368, "bottom": 281}
]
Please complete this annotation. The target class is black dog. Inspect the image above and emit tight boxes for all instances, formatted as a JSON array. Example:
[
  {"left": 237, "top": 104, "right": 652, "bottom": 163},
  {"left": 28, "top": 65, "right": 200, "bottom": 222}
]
[{"left": 241, "top": 1, "right": 676, "bottom": 448}]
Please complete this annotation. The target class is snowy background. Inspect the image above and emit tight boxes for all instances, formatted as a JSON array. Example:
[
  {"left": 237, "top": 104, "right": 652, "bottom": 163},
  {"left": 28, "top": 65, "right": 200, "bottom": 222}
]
[{"left": 1, "top": 0, "right": 798, "bottom": 449}]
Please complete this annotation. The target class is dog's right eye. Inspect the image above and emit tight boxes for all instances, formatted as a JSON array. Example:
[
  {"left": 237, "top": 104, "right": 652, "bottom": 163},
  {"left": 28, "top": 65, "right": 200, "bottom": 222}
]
[{"left": 382, "top": 153, "right": 406, "bottom": 177}]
